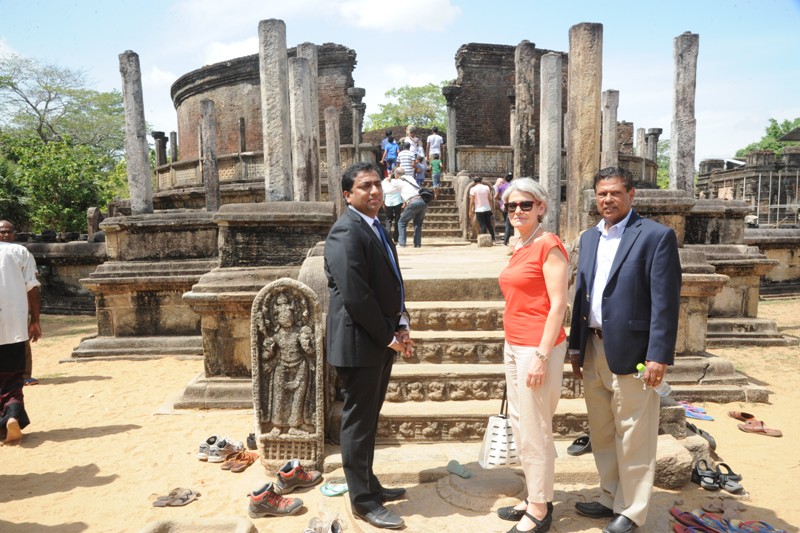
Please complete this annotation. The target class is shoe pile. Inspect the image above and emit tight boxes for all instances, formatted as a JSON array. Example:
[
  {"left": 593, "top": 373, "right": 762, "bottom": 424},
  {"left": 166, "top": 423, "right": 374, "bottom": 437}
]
[
  {"left": 691, "top": 459, "right": 745, "bottom": 494},
  {"left": 247, "top": 458, "right": 323, "bottom": 520},
  {"left": 196, "top": 435, "right": 244, "bottom": 462},
  {"left": 670, "top": 505, "right": 788, "bottom": 533}
]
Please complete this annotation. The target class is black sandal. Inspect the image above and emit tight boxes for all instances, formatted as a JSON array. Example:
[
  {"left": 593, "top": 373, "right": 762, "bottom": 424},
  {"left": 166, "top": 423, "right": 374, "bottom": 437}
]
[{"left": 691, "top": 460, "right": 719, "bottom": 491}]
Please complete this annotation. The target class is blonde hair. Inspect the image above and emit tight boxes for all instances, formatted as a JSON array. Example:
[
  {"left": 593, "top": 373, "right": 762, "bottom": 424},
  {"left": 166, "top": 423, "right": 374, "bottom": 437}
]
[{"left": 502, "top": 177, "right": 549, "bottom": 222}]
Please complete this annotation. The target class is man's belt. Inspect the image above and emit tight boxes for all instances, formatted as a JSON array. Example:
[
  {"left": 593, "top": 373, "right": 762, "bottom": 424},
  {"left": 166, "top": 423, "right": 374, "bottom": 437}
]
[{"left": 591, "top": 328, "right": 603, "bottom": 340}]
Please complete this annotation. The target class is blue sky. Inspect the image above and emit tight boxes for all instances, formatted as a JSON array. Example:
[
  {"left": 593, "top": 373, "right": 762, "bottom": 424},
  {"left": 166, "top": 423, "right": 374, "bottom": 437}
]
[{"left": 1, "top": 0, "right": 799, "bottom": 162}]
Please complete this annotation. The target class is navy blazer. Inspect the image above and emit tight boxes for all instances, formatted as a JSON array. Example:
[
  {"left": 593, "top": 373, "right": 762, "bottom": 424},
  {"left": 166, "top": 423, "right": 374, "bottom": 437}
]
[
  {"left": 324, "top": 208, "right": 405, "bottom": 367},
  {"left": 568, "top": 210, "right": 682, "bottom": 375}
]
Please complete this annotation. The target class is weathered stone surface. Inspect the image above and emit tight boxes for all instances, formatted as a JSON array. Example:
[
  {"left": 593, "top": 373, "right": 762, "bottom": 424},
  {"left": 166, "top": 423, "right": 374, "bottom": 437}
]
[
  {"left": 539, "top": 52, "right": 563, "bottom": 234},
  {"left": 514, "top": 40, "right": 537, "bottom": 179},
  {"left": 296, "top": 42, "right": 321, "bottom": 197},
  {"left": 654, "top": 434, "right": 693, "bottom": 489},
  {"left": 323, "top": 107, "right": 345, "bottom": 216},
  {"left": 669, "top": 32, "right": 699, "bottom": 195},
  {"left": 118, "top": 50, "right": 153, "bottom": 215},
  {"left": 252, "top": 278, "right": 324, "bottom": 470},
  {"left": 477, "top": 234, "right": 493, "bottom": 247},
  {"left": 138, "top": 516, "right": 258, "bottom": 533},
  {"left": 601, "top": 89, "right": 619, "bottom": 168},
  {"left": 442, "top": 85, "right": 462, "bottom": 172},
  {"left": 200, "top": 99, "right": 221, "bottom": 211},
  {"left": 645, "top": 128, "right": 663, "bottom": 162},
  {"left": 745, "top": 228, "right": 800, "bottom": 283},
  {"left": 258, "top": 19, "right": 293, "bottom": 200},
  {"left": 565, "top": 22, "right": 603, "bottom": 242},
  {"left": 288, "top": 57, "right": 317, "bottom": 201},
  {"left": 213, "top": 202, "right": 334, "bottom": 267},
  {"left": 101, "top": 212, "right": 218, "bottom": 261},
  {"left": 437, "top": 468, "right": 524, "bottom": 512}
]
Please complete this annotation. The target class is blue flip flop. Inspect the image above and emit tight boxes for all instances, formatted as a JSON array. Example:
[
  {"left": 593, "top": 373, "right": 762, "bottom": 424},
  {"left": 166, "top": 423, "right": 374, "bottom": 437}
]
[
  {"left": 320, "top": 478, "right": 348, "bottom": 497},
  {"left": 685, "top": 409, "right": 715, "bottom": 421}
]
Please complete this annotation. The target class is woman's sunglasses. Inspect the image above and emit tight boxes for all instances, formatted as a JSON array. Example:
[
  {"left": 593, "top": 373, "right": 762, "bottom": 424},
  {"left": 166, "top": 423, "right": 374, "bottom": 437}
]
[{"left": 506, "top": 201, "right": 539, "bottom": 212}]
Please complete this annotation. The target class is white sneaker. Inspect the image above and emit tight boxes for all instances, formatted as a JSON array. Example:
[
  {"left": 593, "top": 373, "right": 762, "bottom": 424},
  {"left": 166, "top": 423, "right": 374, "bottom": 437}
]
[
  {"left": 207, "top": 437, "right": 244, "bottom": 463},
  {"left": 196, "top": 435, "right": 221, "bottom": 461}
]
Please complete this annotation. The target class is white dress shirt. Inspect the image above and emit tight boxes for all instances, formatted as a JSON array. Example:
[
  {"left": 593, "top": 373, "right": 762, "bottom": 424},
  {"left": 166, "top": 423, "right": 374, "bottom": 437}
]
[
  {"left": 588, "top": 210, "right": 633, "bottom": 329},
  {"left": 0, "top": 242, "right": 41, "bottom": 345}
]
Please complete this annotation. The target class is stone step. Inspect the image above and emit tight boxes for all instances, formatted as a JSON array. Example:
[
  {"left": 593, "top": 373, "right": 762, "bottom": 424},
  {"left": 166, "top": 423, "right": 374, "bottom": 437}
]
[
  {"left": 386, "top": 363, "right": 582, "bottom": 402},
  {"left": 406, "top": 301, "right": 505, "bottom": 331},
  {"left": 409, "top": 228, "right": 463, "bottom": 238},
  {"left": 706, "top": 317, "right": 779, "bottom": 334},
  {"left": 70, "top": 335, "right": 204, "bottom": 358},
  {"left": 329, "top": 398, "right": 685, "bottom": 444},
  {"left": 402, "top": 330, "right": 505, "bottom": 363}
]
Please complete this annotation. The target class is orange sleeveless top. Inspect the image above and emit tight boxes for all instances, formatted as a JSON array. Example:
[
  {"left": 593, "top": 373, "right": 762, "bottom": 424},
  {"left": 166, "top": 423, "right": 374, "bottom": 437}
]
[{"left": 498, "top": 232, "right": 568, "bottom": 346}]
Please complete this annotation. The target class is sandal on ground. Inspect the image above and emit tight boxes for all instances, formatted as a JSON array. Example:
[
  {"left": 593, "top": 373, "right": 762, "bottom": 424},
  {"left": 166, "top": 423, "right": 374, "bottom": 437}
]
[
  {"left": 716, "top": 463, "right": 742, "bottom": 482},
  {"left": 738, "top": 419, "right": 783, "bottom": 438},
  {"left": 670, "top": 507, "right": 715, "bottom": 530},
  {"left": 715, "top": 465, "right": 745, "bottom": 494},
  {"left": 691, "top": 460, "right": 719, "bottom": 491},
  {"left": 319, "top": 478, "right": 348, "bottom": 497},
  {"left": 152, "top": 487, "right": 200, "bottom": 507},
  {"left": 567, "top": 435, "right": 592, "bottom": 456},
  {"left": 230, "top": 451, "right": 257, "bottom": 473},
  {"left": 727, "top": 411, "right": 756, "bottom": 422},
  {"left": 686, "top": 422, "right": 717, "bottom": 451},
  {"left": 736, "top": 519, "right": 788, "bottom": 533}
]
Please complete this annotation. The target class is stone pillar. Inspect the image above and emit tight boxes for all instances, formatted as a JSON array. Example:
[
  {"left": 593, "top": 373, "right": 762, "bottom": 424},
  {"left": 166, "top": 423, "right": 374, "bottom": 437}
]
[
  {"left": 539, "top": 52, "right": 563, "bottom": 234},
  {"left": 565, "top": 23, "right": 603, "bottom": 242},
  {"left": 324, "top": 107, "right": 345, "bottom": 218},
  {"left": 507, "top": 89, "right": 516, "bottom": 151},
  {"left": 152, "top": 131, "right": 168, "bottom": 167},
  {"left": 442, "top": 85, "right": 462, "bottom": 173},
  {"left": 347, "top": 87, "right": 365, "bottom": 161},
  {"left": 200, "top": 99, "right": 221, "bottom": 211},
  {"left": 514, "top": 40, "right": 536, "bottom": 179},
  {"left": 118, "top": 50, "right": 153, "bottom": 215},
  {"left": 645, "top": 128, "right": 663, "bottom": 162},
  {"left": 600, "top": 89, "right": 619, "bottom": 169},
  {"left": 297, "top": 43, "right": 321, "bottom": 197},
  {"left": 258, "top": 19, "right": 293, "bottom": 201},
  {"left": 636, "top": 127, "right": 645, "bottom": 157},
  {"left": 669, "top": 31, "right": 699, "bottom": 195},
  {"left": 169, "top": 131, "right": 178, "bottom": 162},
  {"left": 289, "top": 57, "right": 317, "bottom": 201},
  {"left": 238, "top": 118, "right": 246, "bottom": 153}
]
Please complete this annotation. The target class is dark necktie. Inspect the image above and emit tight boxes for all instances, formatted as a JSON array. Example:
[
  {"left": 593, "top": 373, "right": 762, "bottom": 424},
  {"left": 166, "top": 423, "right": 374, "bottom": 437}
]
[{"left": 373, "top": 219, "right": 405, "bottom": 310}]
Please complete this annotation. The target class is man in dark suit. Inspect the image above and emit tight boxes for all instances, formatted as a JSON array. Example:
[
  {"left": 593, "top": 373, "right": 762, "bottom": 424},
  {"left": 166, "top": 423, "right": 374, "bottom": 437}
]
[
  {"left": 568, "top": 167, "right": 681, "bottom": 533},
  {"left": 324, "top": 161, "right": 413, "bottom": 529}
]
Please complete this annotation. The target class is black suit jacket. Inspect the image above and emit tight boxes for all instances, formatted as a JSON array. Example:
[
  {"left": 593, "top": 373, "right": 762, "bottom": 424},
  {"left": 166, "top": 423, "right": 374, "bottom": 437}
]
[
  {"left": 568, "top": 210, "right": 682, "bottom": 374},
  {"left": 324, "top": 207, "right": 404, "bottom": 367}
]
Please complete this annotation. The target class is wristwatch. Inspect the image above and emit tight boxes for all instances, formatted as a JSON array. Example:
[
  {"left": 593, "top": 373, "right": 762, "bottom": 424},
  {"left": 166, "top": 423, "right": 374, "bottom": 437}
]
[{"left": 535, "top": 350, "right": 549, "bottom": 362}]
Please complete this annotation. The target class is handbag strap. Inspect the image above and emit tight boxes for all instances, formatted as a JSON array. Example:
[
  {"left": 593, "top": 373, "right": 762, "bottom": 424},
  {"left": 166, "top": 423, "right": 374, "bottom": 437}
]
[
  {"left": 403, "top": 176, "right": 421, "bottom": 190},
  {"left": 500, "top": 384, "right": 509, "bottom": 417}
]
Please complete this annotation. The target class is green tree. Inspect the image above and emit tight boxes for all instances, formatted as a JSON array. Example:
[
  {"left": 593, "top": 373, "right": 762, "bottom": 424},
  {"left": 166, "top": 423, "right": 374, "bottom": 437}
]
[
  {"left": 735, "top": 117, "right": 800, "bottom": 157},
  {"left": 656, "top": 139, "right": 669, "bottom": 189},
  {"left": 0, "top": 154, "right": 31, "bottom": 229},
  {"left": 365, "top": 82, "right": 447, "bottom": 132},
  {"left": 0, "top": 53, "right": 125, "bottom": 160},
  {"left": 0, "top": 133, "right": 125, "bottom": 232}
]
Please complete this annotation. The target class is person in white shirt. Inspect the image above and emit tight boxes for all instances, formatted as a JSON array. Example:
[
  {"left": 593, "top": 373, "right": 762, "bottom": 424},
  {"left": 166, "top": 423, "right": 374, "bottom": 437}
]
[
  {"left": 382, "top": 167, "right": 406, "bottom": 242},
  {"left": 400, "top": 126, "right": 425, "bottom": 158},
  {"left": 397, "top": 172, "right": 428, "bottom": 248},
  {"left": 469, "top": 176, "right": 496, "bottom": 242},
  {"left": 426, "top": 126, "right": 445, "bottom": 163},
  {"left": 0, "top": 220, "right": 41, "bottom": 445}
]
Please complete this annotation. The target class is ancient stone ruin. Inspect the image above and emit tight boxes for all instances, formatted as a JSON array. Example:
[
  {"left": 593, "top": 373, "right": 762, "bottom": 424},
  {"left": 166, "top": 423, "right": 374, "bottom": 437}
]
[{"left": 251, "top": 278, "right": 324, "bottom": 470}]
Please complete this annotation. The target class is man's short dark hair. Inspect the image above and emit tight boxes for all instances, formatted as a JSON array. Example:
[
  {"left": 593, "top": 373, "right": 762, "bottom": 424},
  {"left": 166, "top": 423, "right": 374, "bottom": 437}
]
[
  {"left": 594, "top": 166, "right": 634, "bottom": 190},
  {"left": 341, "top": 161, "right": 381, "bottom": 192},
  {"left": 404, "top": 142, "right": 411, "bottom": 150},
  {"left": 386, "top": 130, "right": 392, "bottom": 136},
  {"left": 431, "top": 126, "right": 438, "bottom": 133}
]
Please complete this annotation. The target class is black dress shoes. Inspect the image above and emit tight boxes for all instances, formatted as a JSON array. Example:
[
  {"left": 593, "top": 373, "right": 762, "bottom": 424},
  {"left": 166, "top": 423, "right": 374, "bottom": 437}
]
[
  {"left": 603, "top": 514, "right": 637, "bottom": 533},
  {"left": 381, "top": 487, "right": 407, "bottom": 502},
  {"left": 575, "top": 501, "right": 615, "bottom": 518},
  {"left": 353, "top": 506, "right": 405, "bottom": 529}
]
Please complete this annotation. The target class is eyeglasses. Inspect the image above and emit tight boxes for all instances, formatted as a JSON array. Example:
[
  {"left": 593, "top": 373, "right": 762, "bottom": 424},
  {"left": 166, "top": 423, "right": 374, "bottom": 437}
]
[{"left": 505, "top": 201, "right": 539, "bottom": 212}]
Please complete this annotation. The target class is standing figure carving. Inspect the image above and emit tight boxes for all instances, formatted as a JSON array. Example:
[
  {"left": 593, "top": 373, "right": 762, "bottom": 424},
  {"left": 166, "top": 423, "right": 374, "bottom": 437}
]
[
  {"left": 251, "top": 277, "right": 324, "bottom": 474},
  {"left": 259, "top": 292, "right": 315, "bottom": 435}
]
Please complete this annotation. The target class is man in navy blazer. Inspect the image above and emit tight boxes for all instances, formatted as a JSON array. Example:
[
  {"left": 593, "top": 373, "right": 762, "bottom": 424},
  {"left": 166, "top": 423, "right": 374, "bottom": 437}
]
[
  {"left": 324, "top": 161, "right": 413, "bottom": 530},
  {"left": 568, "top": 166, "right": 681, "bottom": 533}
]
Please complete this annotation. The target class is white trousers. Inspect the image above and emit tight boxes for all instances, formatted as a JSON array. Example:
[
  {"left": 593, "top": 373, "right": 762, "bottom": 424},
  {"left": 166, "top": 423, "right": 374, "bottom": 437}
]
[{"left": 503, "top": 340, "right": 567, "bottom": 503}]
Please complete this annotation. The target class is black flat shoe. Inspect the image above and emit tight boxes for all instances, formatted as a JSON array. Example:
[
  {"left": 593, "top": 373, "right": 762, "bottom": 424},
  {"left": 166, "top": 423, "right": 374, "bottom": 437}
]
[
  {"left": 498, "top": 501, "right": 553, "bottom": 522},
  {"left": 507, "top": 510, "right": 551, "bottom": 533},
  {"left": 575, "top": 501, "right": 615, "bottom": 518},
  {"left": 353, "top": 506, "right": 405, "bottom": 529}
]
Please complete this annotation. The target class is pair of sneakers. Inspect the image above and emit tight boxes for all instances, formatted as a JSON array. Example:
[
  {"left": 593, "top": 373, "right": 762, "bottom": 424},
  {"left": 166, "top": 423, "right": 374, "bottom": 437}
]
[
  {"left": 196, "top": 435, "right": 244, "bottom": 463},
  {"left": 247, "top": 459, "right": 323, "bottom": 518}
]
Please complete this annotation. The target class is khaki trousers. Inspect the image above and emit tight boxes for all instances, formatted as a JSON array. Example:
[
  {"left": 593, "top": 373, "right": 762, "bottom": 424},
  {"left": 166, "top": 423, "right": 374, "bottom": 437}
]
[
  {"left": 503, "top": 340, "right": 566, "bottom": 503},
  {"left": 583, "top": 333, "right": 660, "bottom": 526}
]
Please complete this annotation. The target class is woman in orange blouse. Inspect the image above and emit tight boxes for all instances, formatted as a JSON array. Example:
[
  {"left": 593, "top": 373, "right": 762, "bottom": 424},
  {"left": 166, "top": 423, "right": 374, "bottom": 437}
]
[{"left": 496, "top": 178, "right": 569, "bottom": 533}]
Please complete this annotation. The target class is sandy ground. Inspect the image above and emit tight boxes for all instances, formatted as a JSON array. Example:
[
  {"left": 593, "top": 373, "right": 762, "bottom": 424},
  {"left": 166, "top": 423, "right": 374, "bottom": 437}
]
[{"left": 1, "top": 298, "right": 798, "bottom": 533}]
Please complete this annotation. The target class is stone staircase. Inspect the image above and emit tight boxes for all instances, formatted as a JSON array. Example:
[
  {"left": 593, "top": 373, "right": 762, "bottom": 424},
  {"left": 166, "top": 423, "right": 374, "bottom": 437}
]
[{"left": 406, "top": 176, "right": 463, "bottom": 239}]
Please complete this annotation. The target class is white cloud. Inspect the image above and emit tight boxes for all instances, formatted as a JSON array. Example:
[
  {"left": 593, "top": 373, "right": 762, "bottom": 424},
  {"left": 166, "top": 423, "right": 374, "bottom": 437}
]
[
  {"left": 204, "top": 38, "right": 259, "bottom": 66},
  {"left": 142, "top": 66, "right": 178, "bottom": 90},
  {"left": 338, "top": 0, "right": 460, "bottom": 32},
  {"left": 0, "top": 38, "right": 17, "bottom": 58}
]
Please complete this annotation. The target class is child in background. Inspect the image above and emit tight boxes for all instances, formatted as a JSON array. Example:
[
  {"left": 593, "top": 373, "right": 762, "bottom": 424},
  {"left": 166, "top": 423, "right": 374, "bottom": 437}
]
[
  {"left": 414, "top": 155, "right": 427, "bottom": 187},
  {"left": 430, "top": 153, "right": 443, "bottom": 199}
]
